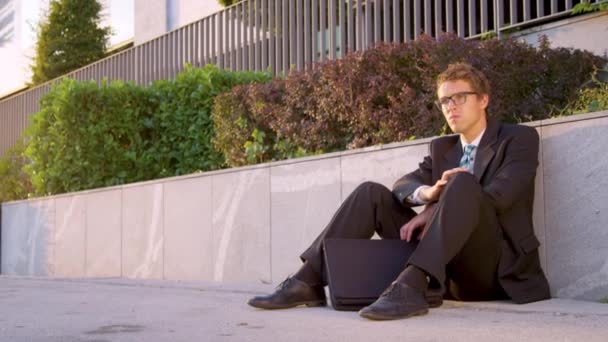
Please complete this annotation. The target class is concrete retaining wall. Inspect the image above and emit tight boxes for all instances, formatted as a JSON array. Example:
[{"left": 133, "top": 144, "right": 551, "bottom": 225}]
[{"left": 2, "top": 111, "right": 608, "bottom": 301}]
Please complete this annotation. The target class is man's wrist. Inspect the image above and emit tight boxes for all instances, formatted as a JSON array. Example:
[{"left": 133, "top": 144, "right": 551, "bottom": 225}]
[
  {"left": 418, "top": 188, "right": 428, "bottom": 202},
  {"left": 411, "top": 185, "right": 431, "bottom": 204}
]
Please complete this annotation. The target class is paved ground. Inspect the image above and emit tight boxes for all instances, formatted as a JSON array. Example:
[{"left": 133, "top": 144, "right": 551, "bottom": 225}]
[{"left": 1, "top": 276, "right": 607, "bottom": 342}]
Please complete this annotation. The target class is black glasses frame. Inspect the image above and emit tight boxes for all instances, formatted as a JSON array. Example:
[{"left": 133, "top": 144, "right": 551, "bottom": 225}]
[{"left": 435, "top": 91, "right": 478, "bottom": 110}]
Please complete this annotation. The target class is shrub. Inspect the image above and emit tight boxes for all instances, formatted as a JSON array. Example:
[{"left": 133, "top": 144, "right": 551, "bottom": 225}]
[
  {"left": 143, "top": 64, "right": 272, "bottom": 176},
  {"left": 560, "top": 71, "right": 608, "bottom": 115},
  {"left": 220, "top": 33, "right": 604, "bottom": 157},
  {"left": 0, "top": 140, "right": 34, "bottom": 203},
  {"left": 25, "top": 65, "right": 271, "bottom": 195},
  {"left": 25, "top": 78, "right": 157, "bottom": 195},
  {"left": 213, "top": 78, "right": 317, "bottom": 167}
]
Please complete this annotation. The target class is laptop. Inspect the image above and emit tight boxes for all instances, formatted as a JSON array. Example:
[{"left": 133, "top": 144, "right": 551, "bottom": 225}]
[{"left": 323, "top": 238, "right": 440, "bottom": 311}]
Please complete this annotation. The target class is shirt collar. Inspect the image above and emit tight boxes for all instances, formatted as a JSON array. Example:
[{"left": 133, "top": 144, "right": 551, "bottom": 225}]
[{"left": 460, "top": 128, "right": 486, "bottom": 152}]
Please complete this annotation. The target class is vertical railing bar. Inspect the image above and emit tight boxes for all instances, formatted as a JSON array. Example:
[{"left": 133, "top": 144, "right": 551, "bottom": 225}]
[
  {"left": 219, "top": 11, "right": 225, "bottom": 69},
  {"left": 481, "top": 0, "right": 488, "bottom": 33},
  {"left": 336, "top": 0, "right": 347, "bottom": 57},
  {"left": 393, "top": 0, "right": 400, "bottom": 43},
  {"left": 211, "top": 15, "right": 217, "bottom": 65},
  {"left": 248, "top": 2, "right": 253, "bottom": 70},
  {"left": 282, "top": 0, "right": 289, "bottom": 72},
  {"left": 297, "top": 0, "right": 303, "bottom": 69},
  {"left": 510, "top": 0, "right": 518, "bottom": 26},
  {"left": 457, "top": 0, "right": 464, "bottom": 38},
  {"left": 348, "top": 0, "right": 355, "bottom": 51},
  {"left": 414, "top": 0, "right": 421, "bottom": 39},
  {"left": 269, "top": 0, "right": 276, "bottom": 74},
  {"left": 339, "top": 0, "right": 346, "bottom": 56},
  {"left": 446, "top": 0, "right": 453, "bottom": 33},
  {"left": 235, "top": 7, "right": 241, "bottom": 71},
  {"left": 424, "top": 0, "right": 431, "bottom": 36},
  {"left": 143, "top": 44, "right": 148, "bottom": 83},
  {"left": 404, "top": 0, "right": 411, "bottom": 42},
  {"left": 241, "top": 3, "right": 247, "bottom": 70},
  {"left": 356, "top": 0, "right": 363, "bottom": 50},
  {"left": 255, "top": 0, "right": 261, "bottom": 71},
  {"left": 374, "top": 0, "right": 381, "bottom": 44},
  {"left": 305, "top": 0, "right": 311, "bottom": 68},
  {"left": 276, "top": 0, "right": 282, "bottom": 74},
  {"left": 312, "top": 0, "right": 318, "bottom": 63},
  {"left": 497, "top": 0, "right": 504, "bottom": 31},
  {"left": 290, "top": 0, "right": 296, "bottom": 67},
  {"left": 524, "top": 0, "right": 531, "bottom": 21},
  {"left": 365, "top": 0, "right": 372, "bottom": 48},
  {"left": 384, "top": 0, "right": 391, "bottom": 42},
  {"left": 262, "top": 0, "right": 268, "bottom": 72},
  {"left": 435, "top": 0, "right": 442, "bottom": 38},
  {"left": 320, "top": 0, "right": 326, "bottom": 61},
  {"left": 178, "top": 28, "right": 184, "bottom": 73},
  {"left": 468, "top": 0, "right": 476, "bottom": 37},
  {"left": 231, "top": 7, "right": 236, "bottom": 71},
  {"left": 329, "top": 0, "right": 336, "bottom": 59}
]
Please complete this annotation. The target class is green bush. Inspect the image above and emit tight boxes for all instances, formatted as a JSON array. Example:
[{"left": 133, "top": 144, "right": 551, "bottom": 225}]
[
  {"left": 0, "top": 140, "right": 34, "bottom": 203},
  {"left": 25, "top": 78, "right": 157, "bottom": 195},
  {"left": 24, "top": 65, "right": 271, "bottom": 196},
  {"left": 142, "top": 64, "right": 272, "bottom": 177},
  {"left": 562, "top": 81, "right": 608, "bottom": 115}
]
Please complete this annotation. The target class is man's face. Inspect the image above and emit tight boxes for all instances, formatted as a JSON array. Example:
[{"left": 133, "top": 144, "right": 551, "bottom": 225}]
[{"left": 436, "top": 80, "right": 489, "bottom": 136}]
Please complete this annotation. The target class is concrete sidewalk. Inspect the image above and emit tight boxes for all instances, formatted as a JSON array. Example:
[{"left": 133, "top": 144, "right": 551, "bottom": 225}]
[{"left": 1, "top": 276, "right": 607, "bottom": 342}]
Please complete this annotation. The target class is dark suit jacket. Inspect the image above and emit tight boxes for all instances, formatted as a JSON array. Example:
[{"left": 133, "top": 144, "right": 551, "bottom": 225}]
[{"left": 392, "top": 118, "right": 551, "bottom": 304}]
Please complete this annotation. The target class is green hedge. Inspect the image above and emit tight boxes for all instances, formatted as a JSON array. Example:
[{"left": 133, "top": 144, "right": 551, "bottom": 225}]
[
  {"left": 25, "top": 78, "right": 156, "bottom": 195},
  {"left": 561, "top": 75, "right": 608, "bottom": 115},
  {"left": 141, "top": 65, "right": 272, "bottom": 177},
  {"left": 1, "top": 35, "right": 606, "bottom": 202},
  {"left": 0, "top": 140, "right": 33, "bottom": 203},
  {"left": 25, "top": 65, "right": 271, "bottom": 196}
]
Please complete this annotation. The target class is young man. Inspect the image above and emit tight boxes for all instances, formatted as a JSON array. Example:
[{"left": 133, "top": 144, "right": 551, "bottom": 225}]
[{"left": 247, "top": 62, "right": 551, "bottom": 320}]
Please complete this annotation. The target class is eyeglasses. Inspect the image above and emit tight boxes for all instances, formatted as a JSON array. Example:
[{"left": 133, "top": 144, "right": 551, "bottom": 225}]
[{"left": 435, "top": 91, "right": 478, "bottom": 109}]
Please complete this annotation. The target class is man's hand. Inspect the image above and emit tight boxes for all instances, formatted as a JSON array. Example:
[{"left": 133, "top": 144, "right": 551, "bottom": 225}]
[
  {"left": 418, "top": 167, "right": 468, "bottom": 202},
  {"left": 400, "top": 203, "right": 437, "bottom": 242}
]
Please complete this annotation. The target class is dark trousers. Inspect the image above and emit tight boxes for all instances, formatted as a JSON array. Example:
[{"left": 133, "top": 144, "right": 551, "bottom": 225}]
[{"left": 300, "top": 173, "right": 507, "bottom": 301}]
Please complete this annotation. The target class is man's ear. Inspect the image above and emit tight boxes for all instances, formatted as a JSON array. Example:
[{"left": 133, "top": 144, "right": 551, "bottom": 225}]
[{"left": 479, "top": 93, "right": 489, "bottom": 110}]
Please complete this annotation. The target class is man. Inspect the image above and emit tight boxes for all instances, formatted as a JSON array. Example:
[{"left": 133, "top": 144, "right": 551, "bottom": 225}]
[{"left": 247, "top": 62, "right": 551, "bottom": 320}]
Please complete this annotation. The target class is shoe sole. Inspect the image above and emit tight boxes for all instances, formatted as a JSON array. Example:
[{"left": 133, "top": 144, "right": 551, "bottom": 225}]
[
  {"left": 358, "top": 307, "right": 429, "bottom": 321},
  {"left": 248, "top": 300, "right": 327, "bottom": 310},
  {"left": 426, "top": 297, "right": 443, "bottom": 308}
]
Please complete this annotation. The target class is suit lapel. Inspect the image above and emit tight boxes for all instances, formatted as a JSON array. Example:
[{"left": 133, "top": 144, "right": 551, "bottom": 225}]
[
  {"left": 443, "top": 138, "right": 463, "bottom": 170},
  {"left": 473, "top": 118, "right": 500, "bottom": 181}
]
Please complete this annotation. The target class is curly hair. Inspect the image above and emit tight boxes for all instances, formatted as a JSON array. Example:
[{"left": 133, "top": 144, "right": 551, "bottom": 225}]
[{"left": 436, "top": 62, "right": 491, "bottom": 97}]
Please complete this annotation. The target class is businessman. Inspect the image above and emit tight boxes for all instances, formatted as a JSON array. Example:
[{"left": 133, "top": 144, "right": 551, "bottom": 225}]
[{"left": 248, "top": 62, "right": 551, "bottom": 320}]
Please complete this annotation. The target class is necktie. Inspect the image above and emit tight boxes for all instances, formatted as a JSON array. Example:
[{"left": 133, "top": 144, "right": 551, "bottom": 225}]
[{"left": 459, "top": 144, "right": 476, "bottom": 172}]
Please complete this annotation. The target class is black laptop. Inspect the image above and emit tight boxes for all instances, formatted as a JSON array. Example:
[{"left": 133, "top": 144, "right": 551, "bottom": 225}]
[{"left": 323, "top": 238, "right": 438, "bottom": 311}]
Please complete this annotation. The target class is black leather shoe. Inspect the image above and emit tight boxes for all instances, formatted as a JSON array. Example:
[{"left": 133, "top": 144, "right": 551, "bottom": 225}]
[
  {"left": 359, "top": 282, "right": 429, "bottom": 320},
  {"left": 247, "top": 277, "right": 326, "bottom": 310},
  {"left": 425, "top": 288, "right": 443, "bottom": 308}
]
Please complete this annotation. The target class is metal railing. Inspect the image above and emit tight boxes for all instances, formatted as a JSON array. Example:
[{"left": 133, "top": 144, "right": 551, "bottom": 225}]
[{"left": 0, "top": 0, "right": 604, "bottom": 155}]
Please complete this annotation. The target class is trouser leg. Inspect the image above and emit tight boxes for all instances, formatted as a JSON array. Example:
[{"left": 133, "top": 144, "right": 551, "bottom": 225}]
[
  {"left": 408, "top": 172, "right": 505, "bottom": 300},
  {"left": 299, "top": 181, "right": 417, "bottom": 285}
]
